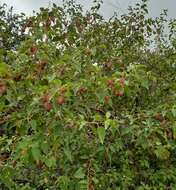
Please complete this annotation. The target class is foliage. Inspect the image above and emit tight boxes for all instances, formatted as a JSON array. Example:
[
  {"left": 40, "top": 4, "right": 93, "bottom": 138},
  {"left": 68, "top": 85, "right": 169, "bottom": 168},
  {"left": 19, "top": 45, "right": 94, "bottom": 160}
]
[
  {"left": 0, "top": 0, "right": 176, "bottom": 189},
  {"left": 0, "top": 4, "right": 26, "bottom": 53}
]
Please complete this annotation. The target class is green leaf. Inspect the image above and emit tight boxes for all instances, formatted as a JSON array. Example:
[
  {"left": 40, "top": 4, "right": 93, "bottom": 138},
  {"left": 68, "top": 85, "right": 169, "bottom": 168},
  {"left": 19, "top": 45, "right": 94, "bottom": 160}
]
[
  {"left": 56, "top": 176, "right": 70, "bottom": 188},
  {"left": 96, "top": 90, "right": 107, "bottom": 103},
  {"left": 17, "top": 138, "right": 31, "bottom": 149},
  {"left": 121, "top": 125, "right": 134, "bottom": 136},
  {"left": 40, "top": 141, "right": 49, "bottom": 154},
  {"left": 104, "top": 119, "right": 111, "bottom": 130},
  {"left": 78, "top": 180, "right": 88, "bottom": 189},
  {"left": 94, "top": 114, "right": 102, "bottom": 122},
  {"left": 74, "top": 168, "right": 85, "bottom": 179},
  {"left": 97, "top": 127, "right": 106, "bottom": 144},
  {"left": 172, "top": 106, "right": 176, "bottom": 117},
  {"left": 44, "top": 157, "right": 56, "bottom": 168},
  {"left": 30, "top": 120, "right": 37, "bottom": 131},
  {"left": 106, "top": 112, "right": 111, "bottom": 119},
  {"left": 79, "top": 120, "right": 87, "bottom": 130},
  {"left": 0, "top": 62, "right": 10, "bottom": 76},
  {"left": 31, "top": 145, "right": 41, "bottom": 161},
  {"left": 141, "top": 78, "right": 149, "bottom": 89},
  {"left": 0, "top": 167, "right": 16, "bottom": 189},
  {"left": 154, "top": 146, "right": 170, "bottom": 160},
  {"left": 172, "top": 122, "right": 176, "bottom": 140},
  {"left": 64, "top": 149, "right": 72, "bottom": 162}
]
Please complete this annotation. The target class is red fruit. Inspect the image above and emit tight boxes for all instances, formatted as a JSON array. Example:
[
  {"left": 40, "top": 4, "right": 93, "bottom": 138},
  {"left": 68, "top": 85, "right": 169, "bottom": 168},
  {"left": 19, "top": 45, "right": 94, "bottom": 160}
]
[
  {"left": 59, "top": 86, "right": 67, "bottom": 94},
  {"left": 104, "top": 96, "right": 110, "bottom": 103},
  {"left": 57, "top": 96, "right": 65, "bottom": 105},
  {"left": 78, "top": 87, "right": 87, "bottom": 94},
  {"left": 154, "top": 113, "right": 163, "bottom": 122},
  {"left": 30, "top": 45, "right": 37, "bottom": 55},
  {"left": 41, "top": 60, "right": 48, "bottom": 65},
  {"left": 45, "top": 18, "right": 51, "bottom": 28},
  {"left": 64, "top": 21, "right": 68, "bottom": 26},
  {"left": 37, "top": 60, "right": 48, "bottom": 70},
  {"left": 21, "top": 27, "right": 26, "bottom": 33},
  {"left": 49, "top": 16, "right": 55, "bottom": 22},
  {"left": 119, "top": 78, "right": 125, "bottom": 86},
  {"left": 13, "top": 74, "right": 22, "bottom": 82},
  {"left": 44, "top": 102, "right": 52, "bottom": 112},
  {"left": 115, "top": 91, "right": 123, "bottom": 97},
  {"left": 85, "top": 48, "right": 91, "bottom": 55},
  {"left": 41, "top": 94, "right": 50, "bottom": 103},
  {"left": 105, "top": 61, "right": 113, "bottom": 69},
  {"left": 26, "top": 20, "right": 33, "bottom": 27},
  {"left": 0, "top": 83, "right": 7, "bottom": 95},
  {"left": 107, "top": 79, "right": 115, "bottom": 87}
]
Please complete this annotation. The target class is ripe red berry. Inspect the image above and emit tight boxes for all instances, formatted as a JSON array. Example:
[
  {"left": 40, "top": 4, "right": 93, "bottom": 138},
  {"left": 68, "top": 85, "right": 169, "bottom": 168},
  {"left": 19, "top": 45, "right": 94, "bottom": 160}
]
[
  {"left": 41, "top": 94, "right": 50, "bottom": 103},
  {"left": 45, "top": 18, "right": 51, "bottom": 28},
  {"left": 115, "top": 91, "right": 123, "bottom": 97},
  {"left": 37, "top": 60, "right": 48, "bottom": 70},
  {"left": 44, "top": 102, "right": 52, "bottom": 112},
  {"left": 21, "top": 27, "right": 26, "bottom": 33},
  {"left": 78, "top": 87, "right": 87, "bottom": 94},
  {"left": 30, "top": 45, "right": 37, "bottom": 55},
  {"left": 119, "top": 78, "right": 125, "bottom": 86},
  {"left": 57, "top": 96, "right": 65, "bottom": 105},
  {"left": 85, "top": 48, "right": 91, "bottom": 55},
  {"left": 26, "top": 20, "right": 33, "bottom": 27},
  {"left": 107, "top": 79, "right": 115, "bottom": 87},
  {"left": 13, "top": 74, "right": 22, "bottom": 82},
  {"left": 104, "top": 96, "right": 110, "bottom": 103},
  {"left": 0, "top": 83, "right": 7, "bottom": 95},
  {"left": 49, "top": 16, "right": 55, "bottom": 22},
  {"left": 105, "top": 61, "right": 113, "bottom": 69},
  {"left": 59, "top": 86, "right": 67, "bottom": 94},
  {"left": 154, "top": 113, "right": 163, "bottom": 122}
]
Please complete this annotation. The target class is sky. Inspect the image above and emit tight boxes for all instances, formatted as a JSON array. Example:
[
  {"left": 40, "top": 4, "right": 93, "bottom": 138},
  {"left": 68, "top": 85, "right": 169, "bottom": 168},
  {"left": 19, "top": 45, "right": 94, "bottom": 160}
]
[{"left": 1, "top": 0, "right": 176, "bottom": 19}]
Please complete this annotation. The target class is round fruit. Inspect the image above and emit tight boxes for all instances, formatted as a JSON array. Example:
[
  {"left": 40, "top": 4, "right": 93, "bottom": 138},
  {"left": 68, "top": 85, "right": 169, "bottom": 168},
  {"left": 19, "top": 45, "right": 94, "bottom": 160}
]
[
  {"left": 154, "top": 113, "right": 163, "bottom": 122},
  {"left": 0, "top": 83, "right": 7, "bottom": 95},
  {"left": 57, "top": 96, "right": 65, "bottom": 105},
  {"left": 59, "top": 86, "right": 67, "bottom": 94},
  {"left": 13, "top": 74, "right": 22, "bottom": 82},
  {"left": 105, "top": 61, "right": 113, "bottom": 69},
  {"left": 119, "top": 78, "right": 125, "bottom": 86},
  {"left": 107, "top": 79, "right": 114, "bottom": 87},
  {"left": 21, "top": 27, "right": 26, "bottom": 33},
  {"left": 45, "top": 18, "right": 51, "bottom": 28},
  {"left": 41, "top": 94, "right": 50, "bottom": 103},
  {"left": 85, "top": 48, "right": 91, "bottom": 55},
  {"left": 115, "top": 91, "right": 123, "bottom": 97},
  {"left": 104, "top": 96, "right": 110, "bottom": 103},
  {"left": 49, "top": 16, "right": 55, "bottom": 22},
  {"left": 44, "top": 102, "right": 52, "bottom": 111},
  {"left": 78, "top": 87, "right": 87, "bottom": 94},
  {"left": 26, "top": 20, "right": 33, "bottom": 27},
  {"left": 37, "top": 60, "right": 48, "bottom": 70},
  {"left": 30, "top": 45, "right": 37, "bottom": 55}
]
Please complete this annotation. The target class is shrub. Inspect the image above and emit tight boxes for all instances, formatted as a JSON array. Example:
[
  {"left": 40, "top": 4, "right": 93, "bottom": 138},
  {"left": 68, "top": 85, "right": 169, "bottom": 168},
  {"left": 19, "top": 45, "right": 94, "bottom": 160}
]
[{"left": 0, "top": 0, "right": 176, "bottom": 189}]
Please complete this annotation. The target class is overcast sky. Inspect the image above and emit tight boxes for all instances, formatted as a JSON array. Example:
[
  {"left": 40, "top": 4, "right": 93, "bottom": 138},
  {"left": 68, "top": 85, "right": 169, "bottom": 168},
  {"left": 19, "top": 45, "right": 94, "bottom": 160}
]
[{"left": 1, "top": 0, "right": 176, "bottom": 19}]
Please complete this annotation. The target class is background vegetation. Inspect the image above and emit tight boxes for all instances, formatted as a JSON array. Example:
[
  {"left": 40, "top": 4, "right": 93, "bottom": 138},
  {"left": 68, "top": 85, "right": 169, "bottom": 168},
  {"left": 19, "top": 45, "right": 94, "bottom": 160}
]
[{"left": 0, "top": 0, "right": 176, "bottom": 189}]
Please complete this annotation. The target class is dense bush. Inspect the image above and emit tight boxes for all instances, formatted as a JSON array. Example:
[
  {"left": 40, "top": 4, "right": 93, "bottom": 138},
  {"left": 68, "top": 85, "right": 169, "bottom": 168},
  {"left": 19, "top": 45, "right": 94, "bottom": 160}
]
[{"left": 0, "top": 0, "right": 176, "bottom": 189}]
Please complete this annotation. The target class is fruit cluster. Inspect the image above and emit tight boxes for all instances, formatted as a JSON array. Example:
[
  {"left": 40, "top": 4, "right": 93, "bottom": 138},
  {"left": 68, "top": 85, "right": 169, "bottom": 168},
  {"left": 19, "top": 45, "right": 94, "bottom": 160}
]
[{"left": 41, "top": 94, "right": 65, "bottom": 112}]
